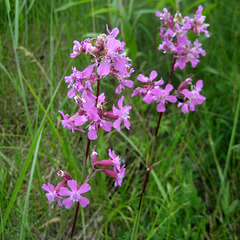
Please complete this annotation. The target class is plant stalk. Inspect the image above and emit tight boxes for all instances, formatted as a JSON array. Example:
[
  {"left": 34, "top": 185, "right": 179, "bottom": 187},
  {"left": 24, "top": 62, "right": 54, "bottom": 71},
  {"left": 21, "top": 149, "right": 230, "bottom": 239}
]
[
  {"left": 70, "top": 78, "right": 101, "bottom": 238},
  {"left": 70, "top": 139, "right": 91, "bottom": 238},
  {"left": 131, "top": 57, "right": 176, "bottom": 239}
]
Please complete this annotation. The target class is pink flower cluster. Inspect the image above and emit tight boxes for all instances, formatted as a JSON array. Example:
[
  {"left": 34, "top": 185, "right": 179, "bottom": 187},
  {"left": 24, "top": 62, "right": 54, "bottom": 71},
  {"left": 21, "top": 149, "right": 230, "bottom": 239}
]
[
  {"left": 42, "top": 148, "right": 126, "bottom": 208},
  {"left": 132, "top": 71, "right": 206, "bottom": 113},
  {"left": 175, "top": 78, "right": 206, "bottom": 113},
  {"left": 68, "top": 25, "right": 134, "bottom": 94},
  {"left": 91, "top": 149, "right": 125, "bottom": 187},
  {"left": 132, "top": 71, "right": 177, "bottom": 112},
  {"left": 59, "top": 25, "right": 133, "bottom": 140},
  {"left": 59, "top": 94, "right": 131, "bottom": 140},
  {"left": 156, "top": 5, "right": 209, "bottom": 70},
  {"left": 42, "top": 170, "right": 91, "bottom": 209}
]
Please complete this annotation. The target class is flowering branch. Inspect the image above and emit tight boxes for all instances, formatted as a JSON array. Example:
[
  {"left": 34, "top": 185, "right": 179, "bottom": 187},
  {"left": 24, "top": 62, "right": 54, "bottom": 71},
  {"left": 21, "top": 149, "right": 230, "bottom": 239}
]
[{"left": 131, "top": 5, "right": 209, "bottom": 239}]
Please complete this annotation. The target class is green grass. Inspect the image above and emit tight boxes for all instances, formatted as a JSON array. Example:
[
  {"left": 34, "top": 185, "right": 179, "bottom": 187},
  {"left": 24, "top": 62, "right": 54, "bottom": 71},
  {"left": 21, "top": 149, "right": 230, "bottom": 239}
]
[{"left": 0, "top": 0, "right": 239, "bottom": 239}]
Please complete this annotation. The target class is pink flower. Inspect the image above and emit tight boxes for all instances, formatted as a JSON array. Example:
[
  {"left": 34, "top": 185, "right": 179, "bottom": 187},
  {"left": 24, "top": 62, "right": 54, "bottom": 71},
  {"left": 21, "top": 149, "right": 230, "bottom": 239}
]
[
  {"left": 59, "top": 180, "right": 91, "bottom": 209},
  {"left": 177, "top": 80, "right": 206, "bottom": 113},
  {"left": 156, "top": 6, "right": 209, "bottom": 70},
  {"left": 113, "top": 96, "right": 132, "bottom": 131},
  {"left": 108, "top": 149, "right": 121, "bottom": 171},
  {"left": 131, "top": 71, "right": 163, "bottom": 98},
  {"left": 70, "top": 39, "right": 92, "bottom": 58},
  {"left": 42, "top": 183, "right": 62, "bottom": 206},
  {"left": 143, "top": 84, "right": 177, "bottom": 112},
  {"left": 58, "top": 110, "right": 85, "bottom": 133},
  {"left": 114, "top": 165, "right": 125, "bottom": 187}
]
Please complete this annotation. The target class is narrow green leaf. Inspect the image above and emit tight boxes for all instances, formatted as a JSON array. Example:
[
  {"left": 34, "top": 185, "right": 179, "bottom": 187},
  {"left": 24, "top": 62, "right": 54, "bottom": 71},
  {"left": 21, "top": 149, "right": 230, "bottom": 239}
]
[
  {"left": 20, "top": 130, "right": 43, "bottom": 240},
  {"left": 86, "top": 8, "right": 121, "bottom": 18},
  {"left": 55, "top": 0, "right": 94, "bottom": 12}
]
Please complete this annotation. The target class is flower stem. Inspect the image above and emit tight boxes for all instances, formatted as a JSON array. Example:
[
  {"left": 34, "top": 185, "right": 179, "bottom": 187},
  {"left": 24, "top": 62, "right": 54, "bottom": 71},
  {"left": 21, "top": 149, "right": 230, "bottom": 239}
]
[
  {"left": 168, "top": 57, "right": 176, "bottom": 84},
  {"left": 70, "top": 77, "right": 101, "bottom": 238},
  {"left": 155, "top": 112, "right": 163, "bottom": 137},
  {"left": 131, "top": 57, "right": 176, "bottom": 239},
  {"left": 96, "top": 78, "right": 100, "bottom": 105},
  {"left": 70, "top": 139, "right": 91, "bottom": 238}
]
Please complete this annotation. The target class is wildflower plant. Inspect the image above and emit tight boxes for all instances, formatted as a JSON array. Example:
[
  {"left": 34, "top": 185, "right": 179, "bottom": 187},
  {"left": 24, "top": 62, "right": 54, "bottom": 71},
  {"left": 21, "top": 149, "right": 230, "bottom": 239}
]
[
  {"left": 42, "top": 5, "right": 209, "bottom": 239},
  {"left": 130, "top": 5, "right": 209, "bottom": 239},
  {"left": 42, "top": 25, "right": 133, "bottom": 237}
]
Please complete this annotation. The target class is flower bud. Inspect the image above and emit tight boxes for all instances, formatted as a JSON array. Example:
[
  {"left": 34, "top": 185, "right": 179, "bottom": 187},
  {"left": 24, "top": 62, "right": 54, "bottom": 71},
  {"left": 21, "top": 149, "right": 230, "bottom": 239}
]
[
  {"left": 55, "top": 179, "right": 67, "bottom": 193},
  {"left": 176, "top": 77, "right": 192, "bottom": 92},
  {"left": 100, "top": 168, "right": 118, "bottom": 178},
  {"left": 91, "top": 150, "right": 98, "bottom": 166},
  {"left": 103, "top": 112, "right": 118, "bottom": 120},
  {"left": 94, "top": 160, "right": 114, "bottom": 167},
  {"left": 56, "top": 169, "right": 73, "bottom": 181}
]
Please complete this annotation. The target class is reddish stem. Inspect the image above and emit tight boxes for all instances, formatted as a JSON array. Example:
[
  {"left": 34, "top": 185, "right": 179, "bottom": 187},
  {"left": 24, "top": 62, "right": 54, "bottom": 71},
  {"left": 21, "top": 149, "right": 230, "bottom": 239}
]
[
  {"left": 96, "top": 78, "right": 100, "bottom": 105},
  {"left": 70, "top": 139, "right": 91, "bottom": 238},
  {"left": 155, "top": 112, "right": 163, "bottom": 137},
  {"left": 168, "top": 57, "right": 176, "bottom": 84},
  {"left": 70, "top": 77, "right": 101, "bottom": 238},
  {"left": 133, "top": 57, "right": 177, "bottom": 237},
  {"left": 137, "top": 169, "right": 150, "bottom": 211}
]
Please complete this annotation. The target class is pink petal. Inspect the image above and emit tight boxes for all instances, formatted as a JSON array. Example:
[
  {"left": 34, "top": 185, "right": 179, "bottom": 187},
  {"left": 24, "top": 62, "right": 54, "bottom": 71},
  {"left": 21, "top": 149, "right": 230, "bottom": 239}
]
[
  {"left": 62, "top": 198, "right": 73, "bottom": 209},
  {"left": 82, "top": 63, "right": 95, "bottom": 78},
  {"left": 56, "top": 198, "right": 62, "bottom": 207},
  {"left": 137, "top": 74, "right": 148, "bottom": 82},
  {"left": 59, "top": 187, "right": 72, "bottom": 196},
  {"left": 48, "top": 183, "right": 55, "bottom": 192},
  {"left": 67, "top": 180, "right": 79, "bottom": 192},
  {"left": 114, "top": 57, "right": 126, "bottom": 75},
  {"left": 112, "top": 104, "right": 121, "bottom": 116},
  {"left": 88, "top": 126, "right": 98, "bottom": 140},
  {"left": 42, "top": 184, "right": 50, "bottom": 192},
  {"left": 123, "top": 80, "right": 134, "bottom": 88},
  {"left": 68, "top": 89, "right": 76, "bottom": 99},
  {"left": 149, "top": 70, "right": 157, "bottom": 81},
  {"left": 118, "top": 96, "right": 124, "bottom": 109},
  {"left": 74, "top": 115, "right": 88, "bottom": 126},
  {"left": 182, "top": 103, "right": 189, "bottom": 113},
  {"left": 124, "top": 119, "right": 131, "bottom": 130},
  {"left": 101, "top": 120, "right": 112, "bottom": 132},
  {"left": 178, "top": 57, "right": 187, "bottom": 70},
  {"left": 182, "top": 89, "right": 192, "bottom": 98},
  {"left": 166, "top": 95, "right": 177, "bottom": 103},
  {"left": 157, "top": 102, "right": 166, "bottom": 112},
  {"left": 190, "top": 102, "right": 195, "bottom": 111},
  {"left": 196, "top": 80, "right": 203, "bottom": 91},
  {"left": 78, "top": 196, "right": 90, "bottom": 208},
  {"left": 78, "top": 183, "right": 91, "bottom": 194},
  {"left": 113, "top": 118, "right": 122, "bottom": 131},
  {"left": 165, "top": 84, "right": 174, "bottom": 93},
  {"left": 143, "top": 94, "right": 155, "bottom": 104},
  {"left": 111, "top": 27, "right": 119, "bottom": 37},
  {"left": 97, "top": 58, "right": 110, "bottom": 76}
]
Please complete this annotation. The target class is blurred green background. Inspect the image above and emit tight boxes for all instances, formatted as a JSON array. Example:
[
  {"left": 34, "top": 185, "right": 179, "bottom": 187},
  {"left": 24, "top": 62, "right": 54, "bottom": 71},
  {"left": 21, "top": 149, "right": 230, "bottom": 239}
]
[{"left": 0, "top": 0, "right": 239, "bottom": 239}]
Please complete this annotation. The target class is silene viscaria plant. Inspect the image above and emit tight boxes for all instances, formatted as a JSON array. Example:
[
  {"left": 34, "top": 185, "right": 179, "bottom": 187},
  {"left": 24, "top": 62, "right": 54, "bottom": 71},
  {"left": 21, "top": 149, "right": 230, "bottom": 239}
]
[{"left": 42, "top": 5, "right": 209, "bottom": 239}]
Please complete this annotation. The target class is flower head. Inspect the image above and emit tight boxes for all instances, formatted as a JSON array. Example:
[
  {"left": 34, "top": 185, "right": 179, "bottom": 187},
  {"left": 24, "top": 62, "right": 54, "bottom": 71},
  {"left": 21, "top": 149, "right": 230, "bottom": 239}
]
[
  {"left": 42, "top": 183, "right": 62, "bottom": 206},
  {"left": 108, "top": 149, "right": 121, "bottom": 171},
  {"left": 112, "top": 96, "right": 132, "bottom": 131},
  {"left": 177, "top": 80, "right": 206, "bottom": 113},
  {"left": 114, "top": 165, "right": 126, "bottom": 187},
  {"left": 59, "top": 180, "right": 91, "bottom": 209},
  {"left": 156, "top": 6, "right": 209, "bottom": 70}
]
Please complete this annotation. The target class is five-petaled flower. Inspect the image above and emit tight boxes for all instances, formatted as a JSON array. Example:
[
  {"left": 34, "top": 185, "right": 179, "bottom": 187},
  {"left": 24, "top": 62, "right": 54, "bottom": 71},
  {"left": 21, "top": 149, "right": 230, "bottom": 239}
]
[
  {"left": 113, "top": 96, "right": 132, "bottom": 131},
  {"left": 42, "top": 183, "right": 62, "bottom": 206},
  {"left": 59, "top": 180, "right": 91, "bottom": 209}
]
